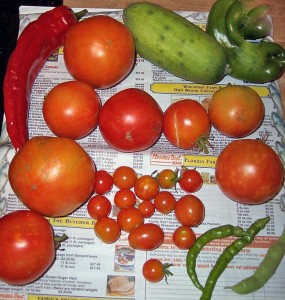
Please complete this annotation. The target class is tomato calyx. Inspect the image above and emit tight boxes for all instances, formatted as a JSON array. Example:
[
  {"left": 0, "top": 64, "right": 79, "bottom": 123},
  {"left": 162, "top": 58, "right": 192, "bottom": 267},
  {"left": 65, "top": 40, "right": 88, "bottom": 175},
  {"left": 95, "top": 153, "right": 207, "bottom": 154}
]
[
  {"left": 195, "top": 136, "right": 212, "bottom": 154},
  {"left": 162, "top": 263, "right": 174, "bottom": 284},
  {"left": 54, "top": 234, "right": 68, "bottom": 250}
]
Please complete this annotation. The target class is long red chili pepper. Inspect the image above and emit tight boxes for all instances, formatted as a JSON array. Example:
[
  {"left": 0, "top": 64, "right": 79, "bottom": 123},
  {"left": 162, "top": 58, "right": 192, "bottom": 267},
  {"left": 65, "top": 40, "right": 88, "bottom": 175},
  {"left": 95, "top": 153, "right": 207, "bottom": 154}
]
[{"left": 3, "top": 6, "right": 87, "bottom": 151}]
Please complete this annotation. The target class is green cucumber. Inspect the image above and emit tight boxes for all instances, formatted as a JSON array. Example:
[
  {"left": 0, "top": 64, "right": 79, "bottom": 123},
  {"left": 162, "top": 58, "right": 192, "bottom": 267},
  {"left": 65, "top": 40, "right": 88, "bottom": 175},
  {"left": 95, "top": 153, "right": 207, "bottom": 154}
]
[{"left": 123, "top": 2, "right": 227, "bottom": 84}]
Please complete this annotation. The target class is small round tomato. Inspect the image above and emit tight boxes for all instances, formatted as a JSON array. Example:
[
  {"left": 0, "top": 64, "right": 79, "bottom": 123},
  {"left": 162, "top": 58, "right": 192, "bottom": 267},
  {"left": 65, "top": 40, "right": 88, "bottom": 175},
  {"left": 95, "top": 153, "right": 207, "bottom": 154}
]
[
  {"left": 99, "top": 88, "right": 163, "bottom": 152},
  {"left": 215, "top": 139, "right": 284, "bottom": 204},
  {"left": 113, "top": 166, "right": 138, "bottom": 189},
  {"left": 43, "top": 81, "right": 101, "bottom": 139},
  {"left": 175, "top": 195, "right": 205, "bottom": 227},
  {"left": 143, "top": 259, "right": 173, "bottom": 283},
  {"left": 172, "top": 226, "right": 196, "bottom": 250},
  {"left": 0, "top": 210, "right": 55, "bottom": 285},
  {"left": 117, "top": 207, "right": 144, "bottom": 232},
  {"left": 163, "top": 99, "right": 211, "bottom": 151},
  {"left": 94, "top": 170, "right": 113, "bottom": 195},
  {"left": 94, "top": 217, "right": 121, "bottom": 244},
  {"left": 208, "top": 85, "right": 265, "bottom": 138},
  {"left": 154, "top": 191, "right": 176, "bottom": 214},
  {"left": 138, "top": 201, "right": 155, "bottom": 218},
  {"left": 64, "top": 15, "right": 135, "bottom": 89},
  {"left": 155, "top": 169, "right": 177, "bottom": 189},
  {"left": 87, "top": 195, "right": 112, "bottom": 220},
  {"left": 128, "top": 223, "right": 164, "bottom": 250},
  {"left": 134, "top": 175, "right": 160, "bottom": 201},
  {"left": 178, "top": 168, "right": 203, "bottom": 193},
  {"left": 114, "top": 189, "right": 136, "bottom": 209}
]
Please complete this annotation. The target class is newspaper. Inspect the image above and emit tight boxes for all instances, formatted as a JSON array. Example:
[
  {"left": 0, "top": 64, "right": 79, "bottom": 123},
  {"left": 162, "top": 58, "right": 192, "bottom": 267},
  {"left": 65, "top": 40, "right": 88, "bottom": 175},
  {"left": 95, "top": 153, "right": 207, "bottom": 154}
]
[{"left": 0, "top": 5, "right": 285, "bottom": 300}]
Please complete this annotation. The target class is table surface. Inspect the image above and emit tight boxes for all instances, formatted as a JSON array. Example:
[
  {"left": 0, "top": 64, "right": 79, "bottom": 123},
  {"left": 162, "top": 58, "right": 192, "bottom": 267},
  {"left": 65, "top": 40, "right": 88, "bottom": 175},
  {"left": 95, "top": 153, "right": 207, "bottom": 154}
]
[{"left": 63, "top": 0, "right": 285, "bottom": 114}]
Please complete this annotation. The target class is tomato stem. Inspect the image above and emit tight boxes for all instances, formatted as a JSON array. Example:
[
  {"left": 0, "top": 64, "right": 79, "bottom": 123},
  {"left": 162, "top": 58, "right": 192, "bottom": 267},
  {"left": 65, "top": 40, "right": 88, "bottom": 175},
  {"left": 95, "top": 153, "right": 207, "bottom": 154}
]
[
  {"left": 197, "top": 137, "right": 213, "bottom": 154},
  {"left": 163, "top": 263, "right": 174, "bottom": 284},
  {"left": 54, "top": 233, "right": 68, "bottom": 250}
]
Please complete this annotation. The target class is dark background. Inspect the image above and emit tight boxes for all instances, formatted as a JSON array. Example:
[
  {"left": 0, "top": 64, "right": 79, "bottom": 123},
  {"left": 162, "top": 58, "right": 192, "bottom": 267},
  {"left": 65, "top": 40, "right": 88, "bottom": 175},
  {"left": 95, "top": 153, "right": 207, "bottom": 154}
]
[{"left": 0, "top": 0, "right": 63, "bottom": 134}]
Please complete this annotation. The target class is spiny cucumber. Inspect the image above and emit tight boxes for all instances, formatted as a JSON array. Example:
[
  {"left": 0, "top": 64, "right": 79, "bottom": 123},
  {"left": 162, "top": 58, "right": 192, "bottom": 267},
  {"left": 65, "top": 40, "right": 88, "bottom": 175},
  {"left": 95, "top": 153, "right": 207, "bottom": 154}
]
[{"left": 123, "top": 2, "right": 227, "bottom": 84}]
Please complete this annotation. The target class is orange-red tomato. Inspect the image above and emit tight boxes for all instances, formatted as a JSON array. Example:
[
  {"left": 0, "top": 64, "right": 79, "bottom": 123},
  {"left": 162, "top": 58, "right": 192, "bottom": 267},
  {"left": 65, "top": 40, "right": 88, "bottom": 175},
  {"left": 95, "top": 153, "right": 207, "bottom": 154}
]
[
  {"left": 117, "top": 207, "right": 144, "bottom": 232},
  {"left": 172, "top": 226, "right": 196, "bottom": 250},
  {"left": 94, "top": 217, "right": 121, "bottom": 244},
  {"left": 43, "top": 81, "right": 101, "bottom": 139},
  {"left": 138, "top": 201, "right": 155, "bottom": 218},
  {"left": 154, "top": 191, "right": 176, "bottom": 214},
  {"left": 64, "top": 15, "right": 135, "bottom": 89},
  {"left": 134, "top": 175, "right": 160, "bottom": 201},
  {"left": 208, "top": 85, "right": 265, "bottom": 138},
  {"left": 142, "top": 259, "right": 172, "bottom": 283},
  {"left": 114, "top": 189, "right": 137, "bottom": 209},
  {"left": 8, "top": 136, "right": 95, "bottom": 217},
  {"left": 87, "top": 195, "right": 112, "bottom": 220},
  {"left": 113, "top": 166, "right": 138, "bottom": 189}
]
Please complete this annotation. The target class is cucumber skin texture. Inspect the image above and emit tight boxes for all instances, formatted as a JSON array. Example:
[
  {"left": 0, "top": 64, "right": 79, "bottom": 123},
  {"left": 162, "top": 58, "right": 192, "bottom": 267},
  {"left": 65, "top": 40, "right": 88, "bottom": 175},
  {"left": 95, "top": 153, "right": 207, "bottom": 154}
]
[{"left": 123, "top": 2, "right": 227, "bottom": 84}]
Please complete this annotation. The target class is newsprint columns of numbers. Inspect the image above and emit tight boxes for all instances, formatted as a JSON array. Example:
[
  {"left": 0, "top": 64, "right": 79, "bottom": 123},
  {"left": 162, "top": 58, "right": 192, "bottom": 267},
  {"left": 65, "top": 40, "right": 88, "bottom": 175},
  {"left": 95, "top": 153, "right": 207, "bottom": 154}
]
[{"left": 0, "top": 6, "right": 284, "bottom": 300}]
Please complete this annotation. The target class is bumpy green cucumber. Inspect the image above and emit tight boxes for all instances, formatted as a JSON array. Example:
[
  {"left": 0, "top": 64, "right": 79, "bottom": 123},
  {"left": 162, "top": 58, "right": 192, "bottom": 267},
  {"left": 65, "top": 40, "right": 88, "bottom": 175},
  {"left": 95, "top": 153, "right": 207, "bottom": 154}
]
[{"left": 123, "top": 2, "right": 227, "bottom": 84}]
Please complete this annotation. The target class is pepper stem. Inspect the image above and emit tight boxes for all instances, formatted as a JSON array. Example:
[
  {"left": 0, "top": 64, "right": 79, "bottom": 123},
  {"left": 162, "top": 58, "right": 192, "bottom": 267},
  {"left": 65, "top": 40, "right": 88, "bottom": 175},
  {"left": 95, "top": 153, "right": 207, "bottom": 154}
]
[{"left": 74, "top": 9, "right": 88, "bottom": 21}]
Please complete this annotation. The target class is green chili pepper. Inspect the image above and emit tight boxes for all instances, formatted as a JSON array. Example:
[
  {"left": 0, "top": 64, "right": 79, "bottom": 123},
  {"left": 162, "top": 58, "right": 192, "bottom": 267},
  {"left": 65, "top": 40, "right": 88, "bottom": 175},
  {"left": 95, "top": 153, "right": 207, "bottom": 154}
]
[
  {"left": 186, "top": 224, "right": 251, "bottom": 291},
  {"left": 200, "top": 216, "right": 270, "bottom": 300},
  {"left": 225, "top": 225, "right": 285, "bottom": 294}
]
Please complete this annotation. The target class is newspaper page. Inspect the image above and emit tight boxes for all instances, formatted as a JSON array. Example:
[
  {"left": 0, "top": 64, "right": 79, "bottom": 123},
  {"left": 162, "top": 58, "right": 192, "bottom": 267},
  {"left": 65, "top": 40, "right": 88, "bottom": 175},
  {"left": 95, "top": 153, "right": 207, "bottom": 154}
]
[{"left": 0, "top": 5, "right": 284, "bottom": 300}]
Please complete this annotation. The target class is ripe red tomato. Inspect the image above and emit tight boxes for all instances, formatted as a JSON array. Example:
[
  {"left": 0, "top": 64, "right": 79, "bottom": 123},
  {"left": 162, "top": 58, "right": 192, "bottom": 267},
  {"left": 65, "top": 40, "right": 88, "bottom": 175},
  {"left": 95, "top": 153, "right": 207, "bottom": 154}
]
[
  {"left": 93, "top": 170, "right": 113, "bottom": 195},
  {"left": 94, "top": 217, "right": 121, "bottom": 244},
  {"left": 134, "top": 175, "right": 160, "bottom": 201},
  {"left": 117, "top": 207, "right": 144, "bottom": 232},
  {"left": 172, "top": 226, "right": 196, "bottom": 250},
  {"left": 8, "top": 136, "right": 95, "bottom": 217},
  {"left": 0, "top": 210, "right": 55, "bottom": 285},
  {"left": 99, "top": 88, "right": 163, "bottom": 152},
  {"left": 128, "top": 223, "right": 164, "bottom": 250},
  {"left": 87, "top": 195, "right": 112, "bottom": 220},
  {"left": 138, "top": 201, "right": 155, "bottom": 218},
  {"left": 163, "top": 99, "right": 211, "bottom": 151},
  {"left": 143, "top": 259, "right": 173, "bottom": 283},
  {"left": 208, "top": 85, "right": 265, "bottom": 138},
  {"left": 114, "top": 189, "right": 136, "bottom": 209},
  {"left": 174, "top": 195, "right": 205, "bottom": 227},
  {"left": 215, "top": 139, "right": 284, "bottom": 204},
  {"left": 154, "top": 191, "right": 176, "bottom": 214},
  {"left": 155, "top": 169, "right": 177, "bottom": 189},
  {"left": 113, "top": 166, "right": 138, "bottom": 189},
  {"left": 43, "top": 81, "right": 101, "bottom": 139},
  {"left": 64, "top": 15, "right": 135, "bottom": 89},
  {"left": 178, "top": 168, "right": 203, "bottom": 193}
]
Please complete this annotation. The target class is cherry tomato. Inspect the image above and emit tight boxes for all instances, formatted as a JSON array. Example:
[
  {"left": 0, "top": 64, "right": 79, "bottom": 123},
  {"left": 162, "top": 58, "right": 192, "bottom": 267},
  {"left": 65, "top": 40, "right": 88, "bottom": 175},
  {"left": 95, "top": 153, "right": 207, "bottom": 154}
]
[
  {"left": 138, "top": 201, "right": 155, "bottom": 218},
  {"left": 128, "top": 223, "right": 164, "bottom": 250},
  {"left": 172, "top": 226, "right": 196, "bottom": 250},
  {"left": 8, "top": 136, "right": 95, "bottom": 217},
  {"left": 154, "top": 191, "right": 176, "bottom": 214},
  {"left": 94, "top": 170, "right": 113, "bottom": 195},
  {"left": 178, "top": 168, "right": 203, "bottom": 193},
  {"left": 64, "top": 15, "right": 135, "bottom": 89},
  {"left": 117, "top": 207, "right": 144, "bottom": 232},
  {"left": 99, "top": 88, "right": 163, "bottom": 152},
  {"left": 175, "top": 195, "right": 205, "bottom": 227},
  {"left": 0, "top": 210, "right": 55, "bottom": 285},
  {"left": 94, "top": 217, "right": 121, "bottom": 244},
  {"left": 114, "top": 189, "right": 136, "bottom": 209},
  {"left": 143, "top": 259, "right": 173, "bottom": 283},
  {"left": 208, "top": 85, "right": 265, "bottom": 138},
  {"left": 215, "top": 139, "right": 284, "bottom": 204},
  {"left": 155, "top": 169, "right": 177, "bottom": 189},
  {"left": 43, "top": 81, "right": 101, "bottom": 139},
  {"left": 163, "top": 99, "right": 211, "bottom": 151},
  {"left": 113, "top": 166, "right": 138, "bottom": 189},
  {"left": 87, "top": 195, "right": 112, "bottom": 220},
  {"left": 134, "top": 175, "right": 160, "bottom": 201}
]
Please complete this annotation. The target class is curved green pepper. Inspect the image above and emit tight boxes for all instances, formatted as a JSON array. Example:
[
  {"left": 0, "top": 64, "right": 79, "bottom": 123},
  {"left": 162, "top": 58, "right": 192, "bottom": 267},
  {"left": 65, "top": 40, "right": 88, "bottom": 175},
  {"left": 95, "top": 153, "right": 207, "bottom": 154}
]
[{"left": 207, "top": 0, "right": 285, "bottom": 83}]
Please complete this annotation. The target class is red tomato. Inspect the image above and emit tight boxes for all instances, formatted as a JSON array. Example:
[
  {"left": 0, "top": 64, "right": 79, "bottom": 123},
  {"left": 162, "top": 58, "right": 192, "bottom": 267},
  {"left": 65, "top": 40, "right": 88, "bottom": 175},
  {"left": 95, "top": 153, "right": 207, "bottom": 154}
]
[
  {"left": 117, "top": 207, "right": 144, "bottom": 232},
  {"left": 163, "top": 99, "right": 211, "bottom": 151},
  {"left": 8, "top": 136, "right": 95, "bottom": 217},
  {"left": 138, "top": 201, "right": 155, "bottom": 218},
  {"left": 175, "top": 195, "right": 205, "bottom": 227},
  {"left": 155, "top": 169, "right": 177, "bottom": 189},
  {"left": 43, "top": 81, "right": 101, "bottom": 139},
  {"left": 143, "top": 259, "right": 173, "bottom": 283},
  {"left": 113, "top": 166, "right": 138, "bottom": 189},
  {"left": 87, "top": 195, "right": 112, "bottom": 220},
  {"left": 94, "top": 170, "right": 113, "bottom": 195},
  {"left": 64, "top": 15, "right": 135, "bottom": 89},
  {"left": 128, "top": 223, "right": 164, "bottom": 250},
  {"left": 154, "top": 191, "right": 176, "bottom": 214},
  {"left": 178, "top": 168, "right": 203, "bottom": 193},
  {"left": 215, "top": 139, "right": 284, "bottom": 204},
  {"left": 114, "top": 189, "right": 136, "bottom": 209},
  {"left": 99, "top": 88, "right": 163, "bottom": 152},
  {"left": 0, "top": 210, "right": 55, "bottom": 285},
  {"left": 172, "top": 226, "right": 196, "bottom": 250},
  {"left": 94, "top": 217, "right": 121, "bottom": 244},
  {"left": 134, "top": 175, "right": 160, "bottom": 201},
  {"left": 208, "top": 85, "right": 265, "bottom": 138}
]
